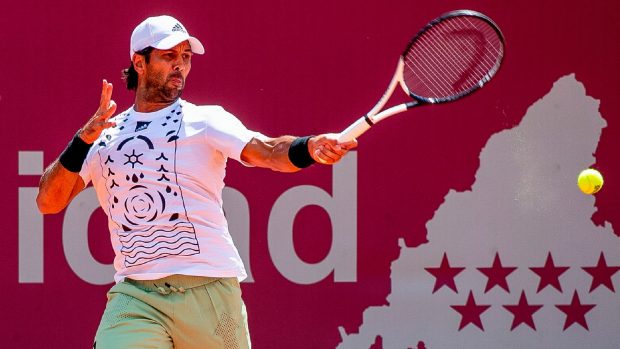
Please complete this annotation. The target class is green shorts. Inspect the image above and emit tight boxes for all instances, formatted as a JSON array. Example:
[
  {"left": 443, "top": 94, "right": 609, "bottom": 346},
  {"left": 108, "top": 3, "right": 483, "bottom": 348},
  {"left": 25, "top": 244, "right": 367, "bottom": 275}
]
[{"left": 94, "top": 275, "right": 251, "bottom": 349}]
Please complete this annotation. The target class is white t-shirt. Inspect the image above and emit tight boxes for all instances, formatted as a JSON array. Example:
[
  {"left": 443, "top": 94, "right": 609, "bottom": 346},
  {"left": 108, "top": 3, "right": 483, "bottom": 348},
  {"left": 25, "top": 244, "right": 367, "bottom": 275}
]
[{"left": 79, "top": 99, "right": 260, "bottom": 283}]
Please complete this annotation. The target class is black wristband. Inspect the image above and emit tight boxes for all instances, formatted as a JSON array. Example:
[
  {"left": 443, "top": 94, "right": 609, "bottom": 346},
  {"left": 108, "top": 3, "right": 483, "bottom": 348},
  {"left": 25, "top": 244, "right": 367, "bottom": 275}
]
[
  {"left": 59, "top": 132, "right": 93, "bottom": 172},
  {"left": 288, "top": 136, "right": 316, "bottom": 168}
]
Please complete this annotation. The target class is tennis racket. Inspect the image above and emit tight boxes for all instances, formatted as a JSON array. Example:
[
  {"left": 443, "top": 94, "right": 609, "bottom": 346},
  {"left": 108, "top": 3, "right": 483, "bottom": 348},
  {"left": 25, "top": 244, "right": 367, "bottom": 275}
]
[{"left": 337, "top": 10, "right": 505, "bottom": 142}]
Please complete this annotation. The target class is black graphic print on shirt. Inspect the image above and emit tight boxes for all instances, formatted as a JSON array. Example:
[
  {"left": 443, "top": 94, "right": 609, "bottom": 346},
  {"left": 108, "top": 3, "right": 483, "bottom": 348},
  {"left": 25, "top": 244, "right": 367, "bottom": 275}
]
[{"left": 97, "top": 104, "right": 200, "bottom": 267}]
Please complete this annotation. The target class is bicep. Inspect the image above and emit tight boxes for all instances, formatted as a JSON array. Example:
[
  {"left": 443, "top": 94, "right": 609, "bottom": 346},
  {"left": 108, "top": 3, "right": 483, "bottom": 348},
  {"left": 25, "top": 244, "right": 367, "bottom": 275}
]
[{"left": 204, "top": 108, "right": 260, "bottom": 162}]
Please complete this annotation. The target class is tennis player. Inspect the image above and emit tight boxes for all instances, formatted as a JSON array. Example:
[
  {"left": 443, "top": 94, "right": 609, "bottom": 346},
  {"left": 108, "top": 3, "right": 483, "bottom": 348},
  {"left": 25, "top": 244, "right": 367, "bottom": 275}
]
[{"left": 36, "top": 15, "right": 356, "bottom": 349}]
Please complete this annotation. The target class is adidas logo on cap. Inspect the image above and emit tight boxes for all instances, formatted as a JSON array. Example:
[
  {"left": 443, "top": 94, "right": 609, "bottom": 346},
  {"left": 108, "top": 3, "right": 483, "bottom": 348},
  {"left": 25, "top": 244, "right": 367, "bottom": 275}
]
[{"left": 171, "top": 23, "right": 186, "bottom": 33}]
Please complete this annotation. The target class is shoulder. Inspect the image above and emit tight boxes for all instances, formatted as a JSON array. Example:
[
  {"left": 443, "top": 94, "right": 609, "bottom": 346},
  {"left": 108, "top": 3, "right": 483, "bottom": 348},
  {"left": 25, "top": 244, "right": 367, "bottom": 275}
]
[
  {"left": 180, "top": 100, "right": 227, "bottom": 116},
  {"left": 180, "top": 100, "right": 240, "bottom": 124}
]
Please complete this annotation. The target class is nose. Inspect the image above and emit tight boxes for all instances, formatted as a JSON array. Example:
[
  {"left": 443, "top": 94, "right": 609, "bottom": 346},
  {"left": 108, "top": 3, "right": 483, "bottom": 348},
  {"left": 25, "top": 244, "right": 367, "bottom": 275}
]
[
  {"left": 174, "top": 62, "right": 184, "bottom": 72},
  {"left": 173, "top": 56, "right": 185, "bottom": 72}
]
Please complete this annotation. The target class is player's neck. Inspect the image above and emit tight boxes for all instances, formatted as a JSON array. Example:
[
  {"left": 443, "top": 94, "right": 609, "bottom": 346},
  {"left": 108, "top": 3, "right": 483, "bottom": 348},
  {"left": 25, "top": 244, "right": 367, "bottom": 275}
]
[{"left": 133, "top": 90, "right": 179, "bottom": 113}]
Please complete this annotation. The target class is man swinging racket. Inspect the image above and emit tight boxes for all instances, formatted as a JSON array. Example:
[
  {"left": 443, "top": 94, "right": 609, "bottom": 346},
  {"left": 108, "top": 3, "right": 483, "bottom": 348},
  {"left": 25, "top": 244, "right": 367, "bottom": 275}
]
[{"left": 36, "top": 15, "right": 356, "bottom": 349}]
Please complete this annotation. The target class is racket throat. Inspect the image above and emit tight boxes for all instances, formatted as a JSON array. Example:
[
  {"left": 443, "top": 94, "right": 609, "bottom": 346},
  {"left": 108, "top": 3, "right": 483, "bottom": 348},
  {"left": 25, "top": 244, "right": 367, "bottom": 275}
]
[
  {"left": 363, "top": 114, "right": 375, "bottom": 126},
  {"left": 405, "top": 101, "right": 418, "bottom": 109}
]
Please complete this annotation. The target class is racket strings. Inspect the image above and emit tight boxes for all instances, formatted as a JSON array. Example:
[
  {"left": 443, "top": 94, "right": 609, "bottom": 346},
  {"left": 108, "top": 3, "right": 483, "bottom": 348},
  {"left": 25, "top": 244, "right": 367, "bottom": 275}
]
[
  {"left": 434, "top": 20, "right": 490, "bottom": 85},
  {"left": 460, "top": 16, "right": 504, "bottom": 60},
  {"left": 407, "top": 20, "right": 497, "bottom": 96},
  {"left": 411, "top": 20, "right": 501, "bottom": 97},
  {"left": 405, "top": 39, "right": 453, "bottom": 97},
  {"left": 403, "top": 15, "right": 503, "bottom": 101},
  {"left": 426, "top": 21, "right": 495, "bottom": 93},
  {"left": 407, "top": 34, "right": 465, "bottom": 97},
  {"left": 409, "top": 17, "right": 500, "bottom": 94},
  {"left": 444, "top": 17, "right": 502, "bottom": 86},
  {"left": 408, "top": 19, "right": 477, "bottom": 93}
]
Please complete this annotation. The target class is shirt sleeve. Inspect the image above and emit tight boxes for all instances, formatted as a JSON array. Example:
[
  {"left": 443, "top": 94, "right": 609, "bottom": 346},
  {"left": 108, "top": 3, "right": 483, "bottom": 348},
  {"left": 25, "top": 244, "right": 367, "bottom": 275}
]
[{"left": 204, "top": 107, "right": 263, "bottom": 163}]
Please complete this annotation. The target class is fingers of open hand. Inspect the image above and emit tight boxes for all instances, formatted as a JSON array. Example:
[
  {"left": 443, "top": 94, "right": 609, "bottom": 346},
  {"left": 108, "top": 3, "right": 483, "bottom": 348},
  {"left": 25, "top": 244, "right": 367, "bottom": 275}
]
[
  {"left": 99, "top": 80, "right": 112, "bottom": 108},
  {"left": 81, "top": 117, "right": 117, "bottom": 143},
  {"left": 81, "top": 81, "right": 117, "bottom": 143},
  {"left": 102, "top": 100, "right": 117, "bottom": 120},
  {"left": 90, "top": 100, "right": 117, "bottom": 130},
  {"left": 97, "top": 80, "right": 116, "bottom": 121}
]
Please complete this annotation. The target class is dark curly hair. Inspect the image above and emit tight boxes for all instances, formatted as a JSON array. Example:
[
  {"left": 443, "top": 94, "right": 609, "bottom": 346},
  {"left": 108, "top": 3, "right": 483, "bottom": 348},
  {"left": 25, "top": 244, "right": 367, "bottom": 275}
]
[{"left": 121, "top": 47, "right": 155, "bottom": 90}]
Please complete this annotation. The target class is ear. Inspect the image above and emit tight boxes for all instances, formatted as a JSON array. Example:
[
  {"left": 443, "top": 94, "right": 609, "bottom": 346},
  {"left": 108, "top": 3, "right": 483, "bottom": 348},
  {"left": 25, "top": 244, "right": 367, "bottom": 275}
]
[{"left": 133, "top": 55, "right": 146, "bottom": 74}]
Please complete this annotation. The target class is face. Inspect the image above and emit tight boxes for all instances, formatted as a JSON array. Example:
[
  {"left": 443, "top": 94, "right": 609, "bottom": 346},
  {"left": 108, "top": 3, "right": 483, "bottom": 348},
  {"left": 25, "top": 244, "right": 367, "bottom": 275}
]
[{"left": 136, "top": 41, "right": 193, "bottom": 103}]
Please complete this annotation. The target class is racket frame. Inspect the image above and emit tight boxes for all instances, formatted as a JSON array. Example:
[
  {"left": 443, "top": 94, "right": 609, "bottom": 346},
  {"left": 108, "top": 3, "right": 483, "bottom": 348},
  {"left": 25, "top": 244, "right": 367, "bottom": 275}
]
[
  {"left": 337, "top": 9, "right": 504, "bottom": 143},
  {"left": 405, "top": 9, "right": 505, "bottom": 104}
]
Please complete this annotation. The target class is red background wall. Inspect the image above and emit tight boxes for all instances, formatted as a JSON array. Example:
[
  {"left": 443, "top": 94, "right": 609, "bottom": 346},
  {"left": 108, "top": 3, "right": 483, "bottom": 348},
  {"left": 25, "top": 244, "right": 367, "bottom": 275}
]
[{"left": 2, "top": 1, "right": 619, "bottom": 348}]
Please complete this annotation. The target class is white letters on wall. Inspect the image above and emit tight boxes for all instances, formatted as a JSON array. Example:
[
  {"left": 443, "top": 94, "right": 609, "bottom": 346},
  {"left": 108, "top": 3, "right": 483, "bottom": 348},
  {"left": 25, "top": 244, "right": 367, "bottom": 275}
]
[{"left": 18, "top": 151, "right": 359, "bottom": 285}]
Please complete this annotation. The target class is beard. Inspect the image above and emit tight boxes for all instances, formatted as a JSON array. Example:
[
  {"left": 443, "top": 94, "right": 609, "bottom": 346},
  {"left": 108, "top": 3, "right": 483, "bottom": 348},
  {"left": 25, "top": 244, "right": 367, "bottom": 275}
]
[{"left": 143, "top": 70, "right": 185, "bottom": 103}]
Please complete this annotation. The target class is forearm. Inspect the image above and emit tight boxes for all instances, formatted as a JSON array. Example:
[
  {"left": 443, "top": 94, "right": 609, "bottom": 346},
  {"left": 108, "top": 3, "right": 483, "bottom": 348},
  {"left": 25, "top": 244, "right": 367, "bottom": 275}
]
[
  {"left": 35, "top": 80, "right": 117, "bottom": 214},
  {"left": 240, "top": 133, "right": 357, "bottom": 172},
  {"left": 242, "top": 136, "right": 301, "bottom": 172},
  {"left": 36, "top": 159, "right": 84, "bottom": 214}
]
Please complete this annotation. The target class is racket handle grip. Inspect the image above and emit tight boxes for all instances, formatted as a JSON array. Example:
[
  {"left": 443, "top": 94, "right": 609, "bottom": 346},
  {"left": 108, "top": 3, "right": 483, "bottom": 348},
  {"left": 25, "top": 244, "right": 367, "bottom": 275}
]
[{"left": 337, "top": 116, "right": 372, "bottom": 143}]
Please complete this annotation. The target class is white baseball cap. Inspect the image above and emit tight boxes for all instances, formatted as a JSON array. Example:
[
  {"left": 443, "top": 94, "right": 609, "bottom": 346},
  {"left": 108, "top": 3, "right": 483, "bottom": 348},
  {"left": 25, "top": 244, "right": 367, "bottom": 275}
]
[{"left": 130, "top": 15, "right": 205, "bottom": 59}]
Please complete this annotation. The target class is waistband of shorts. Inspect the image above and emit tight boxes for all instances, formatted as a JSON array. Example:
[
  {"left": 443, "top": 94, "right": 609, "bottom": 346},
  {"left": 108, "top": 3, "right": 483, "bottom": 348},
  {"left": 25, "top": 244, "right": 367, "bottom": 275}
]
[{"left": 125, "top": 274, "right": 221, "bottom": 293}]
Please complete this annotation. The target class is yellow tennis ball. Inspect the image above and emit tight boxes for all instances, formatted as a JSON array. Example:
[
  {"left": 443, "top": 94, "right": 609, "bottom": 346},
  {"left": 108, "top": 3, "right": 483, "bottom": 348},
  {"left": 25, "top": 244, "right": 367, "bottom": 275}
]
[{"left": 577, "top": 168, "right": 604, "bottom": 195}]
